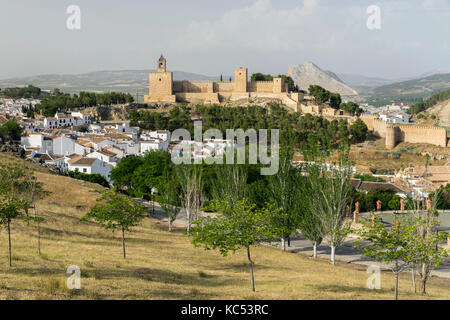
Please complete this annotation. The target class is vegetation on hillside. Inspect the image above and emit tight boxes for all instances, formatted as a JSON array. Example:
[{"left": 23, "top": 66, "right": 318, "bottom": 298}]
[{"left": 408, "top": 89, "right": 450, "bottom": 114}]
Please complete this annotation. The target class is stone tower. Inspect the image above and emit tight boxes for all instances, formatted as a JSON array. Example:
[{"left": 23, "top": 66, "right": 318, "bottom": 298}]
[
  {"left": 234, "top": 67, "right": 248, "bottom": 93},
  {"left": 157, "top": 54, "right": 166, "bottom": 72},
  {"left": 144, "top": 54, "right": 176, "bottom": 103},
  {"left": 385, "top": 125, "right": 396, "bottom": 149}
]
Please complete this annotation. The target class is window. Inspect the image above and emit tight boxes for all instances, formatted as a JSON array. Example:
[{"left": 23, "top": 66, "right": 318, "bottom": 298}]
[{"left": 83, "top": 168, "right": 87, "bottom": 173}]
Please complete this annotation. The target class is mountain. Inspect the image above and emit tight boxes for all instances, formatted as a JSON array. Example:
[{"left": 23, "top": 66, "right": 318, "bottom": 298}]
[
  {"left": 0, "top": 70, "right": 219, "bottom": 94},
  {"left": 371, "top": 73, "right": 450, "bottom": 96},
  {"left": 288, "top": 62, "right": 358, "bottom": 96},
  {"left": 337, "top": 74, "right": 401, "bottom": 87}
]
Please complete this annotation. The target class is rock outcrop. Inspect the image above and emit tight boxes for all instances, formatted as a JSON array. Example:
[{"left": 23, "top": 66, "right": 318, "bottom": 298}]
[{"left": 288, "top": 61, "right": 358, "bottom": 96}]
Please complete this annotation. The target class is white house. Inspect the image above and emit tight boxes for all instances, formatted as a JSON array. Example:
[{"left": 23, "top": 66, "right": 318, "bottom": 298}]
[
  {"left": 67, "top": 156, "right": 113, "bottom": 181},
  {"left": 86, "top": 150, "right": 118, "bottom": 165},
  {"left": 140, "top": 139, "right": 169, "bottom": 154}
]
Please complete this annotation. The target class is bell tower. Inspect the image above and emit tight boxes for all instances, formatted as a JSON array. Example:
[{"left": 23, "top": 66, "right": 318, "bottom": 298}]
[{"left": 157, "top": 54, "right": 166, "bottom": 72}]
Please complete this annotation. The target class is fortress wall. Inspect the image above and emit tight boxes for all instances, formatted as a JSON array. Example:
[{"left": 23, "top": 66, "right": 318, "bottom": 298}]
[
  {"left": 248, "top": 81, "right": 275, "bottom": 93},
  {"left": 214, "top": 82, "right": 234, "bottom": 92},
  {"left": 173, "top": 80, "right": 214, "bottom": 93},
  {"left": 175, "top": 92, "right": 219, "bottom": 104},
  {"left": 396, "top": 124, "right": 447, "bottom": 147}
]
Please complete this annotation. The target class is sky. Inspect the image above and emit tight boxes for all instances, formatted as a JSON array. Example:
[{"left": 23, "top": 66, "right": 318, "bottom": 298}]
[{"left": 0, "top": 0, "right": 449, "bottom": 79}]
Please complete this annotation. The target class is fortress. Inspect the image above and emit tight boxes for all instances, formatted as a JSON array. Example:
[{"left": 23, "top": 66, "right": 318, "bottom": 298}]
[
  {"left": 144, "top": 55, "right": 303, "bottom": 109},
  {"left": 143, "top": 55, "right": 448, "bottom": 149},
  {"left": 358, "top": 114, "right": 448, "bottom": 149}
]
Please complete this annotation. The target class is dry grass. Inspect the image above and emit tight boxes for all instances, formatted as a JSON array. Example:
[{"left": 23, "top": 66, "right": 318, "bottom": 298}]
[{"left": 1, "top": 153, "right": 450, "bottom": 300}]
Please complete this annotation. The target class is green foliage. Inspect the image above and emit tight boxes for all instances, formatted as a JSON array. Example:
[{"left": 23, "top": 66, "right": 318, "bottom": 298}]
[
  {"left": 340, "top": 101, "right": 362, "bottom": 115},
  {"left": 0, "top": 119, "right": 23, "bottom": 142},
  {"left": 250, "top": 73, "right": 273, "bottom": 82},
  {"left": 308, "top": 85, "right": 331, "bottom": 104},
  {"left": 349, "top": 118, "right": 368, "bottom": 143},
  {"left": 353, "top": 173, "right": 385, "bottom": 182},
  {"left": 82, "top": 190, "right": 147, "bottom": 232},
  {"left": 408, "top": 89, "right": 450, "bottom": 114},
  {"left": 68, "top": 171, "right": 109, "bottom": 188},
  {"left": 1, "top": 85, "right": 46, "bottom": 99},
  {"left": 191, "top": 199, "right": 279, "bottom": 256},
  {"left": 35, "top": 91, "right": 134, "bottom": 117}
]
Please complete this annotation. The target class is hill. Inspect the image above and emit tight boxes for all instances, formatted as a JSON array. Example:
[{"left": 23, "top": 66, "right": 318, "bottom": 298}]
[
  {"left": 371, "top": 73, "right": 450, "bottom": 96},
  {"left": 1, "top": 153, "right": 449, "bottom": 300},
  {"left": 412, "top": 99, "right": 450, "bottom": 128},
  {"left": 288, "top": 62, "right": 358, "bottom": 96},
  {"left": 0, "top": 70, "right": 219, "bottom": 95}
]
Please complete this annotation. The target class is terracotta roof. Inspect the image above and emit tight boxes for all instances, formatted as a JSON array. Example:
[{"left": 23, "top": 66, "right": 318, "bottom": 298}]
[
  {"left": 358, "top": 181, "right": 406, "bottom": 194},
  {"left": 71, "top": 157, "right": 96, "bottom": 166}
]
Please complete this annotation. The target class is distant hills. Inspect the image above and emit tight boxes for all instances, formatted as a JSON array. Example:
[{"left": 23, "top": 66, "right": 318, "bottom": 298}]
[
  {"left": 1, "top": 66, "right": 449, "bottom": 106},
  {"left": 288, "top": 61, "right": 358, "bottom": 96},
  {"left": 0, "top": 70, "right": 219, "bottom": 95}
]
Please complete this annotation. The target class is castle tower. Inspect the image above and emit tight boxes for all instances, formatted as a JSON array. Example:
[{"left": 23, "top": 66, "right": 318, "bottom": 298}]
[
  {"left": 385, "top": 125, "right": 396, "bottom": 149},
  {"left": 157, "top": 54, "right": 166, "bottom": 72},
  {"left": 144, "top": 54, "right": 176, "bottom": 103},
  {"left": 233, "top": 67, "right": 248, "bottom": 93}
]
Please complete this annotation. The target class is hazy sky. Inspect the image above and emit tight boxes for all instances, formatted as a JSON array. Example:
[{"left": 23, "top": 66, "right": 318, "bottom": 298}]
[{"left": 0, "top": 0, "right": 449, "bottom": 79}]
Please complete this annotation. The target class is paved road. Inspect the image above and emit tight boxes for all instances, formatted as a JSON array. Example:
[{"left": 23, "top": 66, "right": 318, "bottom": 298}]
[
  {"left": 285, "top": 234, "right": 450, "bottom": 279},
  {"left": 144, "top": 200, "right": 450, "bottom": 279}
]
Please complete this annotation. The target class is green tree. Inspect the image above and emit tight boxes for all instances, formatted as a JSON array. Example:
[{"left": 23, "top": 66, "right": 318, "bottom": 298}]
[
  {"left": 159, "top": 173, "right": 182, "bottom": 232},
  {"left": 0, "top": 164, "right": 31, "bottom": 266},
  {"left": 267, "top": 149, "right": 298, "bottom": 250},
  {"left": 190, "top": 199, "right": 279, "bottom": 291},
  {"left": 353, "top": 214, "right": 411, "bottom": 300},
  {"left": 349, "top": 118, "right": 368, "bottom": 143},
  {"left": 304, "top": 148, "right": 354, "bottom": 264},
  {"left": 81, "top": 190, "right": 147, "bottom": 258}
]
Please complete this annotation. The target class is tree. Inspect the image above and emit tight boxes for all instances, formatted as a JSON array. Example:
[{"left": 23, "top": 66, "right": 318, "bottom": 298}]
[
  {"left": 353, "top": 214, "right": 411, "bottom": 300},
  {"left": 175, "top": 164, "right": 203, "bottom": 233},
  {"left": 308, "top": 85, "right": 330, "bottom": 104},
  {"left": 329, "top": 93, "right": 341, "bottom": 109},
  {"left": 190, "top": 199, "right": 280, "bottom": 291},
  {"left": 110, "top": 156, "right": 143, "bottom": 191},
  {"left": 267, "top": 149, "right": 298, "bottom": 251},
  {"left": 403, "top": 216, "right": 448, "bottom": 295},
  {"left": 23, "top": 166, "right": 50, "bottom": 254},
  {"left": 304, "top": 149, "right": 354, "bottom": 264},
  {"left": 81, "top": 190, "right": 147, "bottom": 258},
  {"left": 349, "top": 118, "right": 368, "bottom": 143},
  {"left": 406, "top": 191, "right": 449, "bottom": 295},
  {"left": 159, "top": 173, "right": 182, "bottom": 232},
  {"left": 295, "top": 175, "right": 324, "bottom": 259},
  {"left": 211, "top": 163, "right": 247, "bottom": 204},
  {"left": 0, "top": 164, "right": 30, "bottom": 266}
]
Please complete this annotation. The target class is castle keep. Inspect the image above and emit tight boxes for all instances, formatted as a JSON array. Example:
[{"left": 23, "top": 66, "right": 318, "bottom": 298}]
[{"left": 144, "top": 55, "right": 303, "bottom": 108}]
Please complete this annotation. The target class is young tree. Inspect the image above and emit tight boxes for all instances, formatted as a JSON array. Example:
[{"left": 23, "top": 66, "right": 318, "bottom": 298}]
[
  {"left": 295, "top": 175, "right": 324, "bottom": 259},
  {"left": 175, "top": 164, "right": 203, "bottom": 233},
  {"left": 403, "top": 216, "right": 448, "bottom": 295},
  {"left": 211, "top": 163, "right": 247, "bottom": 205},
  {"left": 23, "top": 166, "right": 50, "bottom": 254},
  {"left": 190, "top": 199, "right": 280, "bottom": 291},
  {"left": 0, "top": 164, "right": 30, "bottom": 266},
  {"left": 353, "top": 215, "right": 411, "bottom": 300},
  {"left": 159, "top": 174, "right": 181, "bottom": 232},
  {"left": 81, "top": 190, "right": 147, "bottom": 258},
  {"left": 267, "top": 149, "right": 298, "bottom": 251},
  {"left": 304, "top": 151, "right": 354, "bottom": 264}
]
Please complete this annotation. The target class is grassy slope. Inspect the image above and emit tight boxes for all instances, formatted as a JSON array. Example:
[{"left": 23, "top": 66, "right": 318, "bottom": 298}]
[{"left": 0, "top": 153, "right": 449, "bottom": 300}]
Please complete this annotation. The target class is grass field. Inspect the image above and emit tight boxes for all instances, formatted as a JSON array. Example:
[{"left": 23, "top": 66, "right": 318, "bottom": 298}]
[{"left": 0, "top": 153, "right": 449, "bottom": 300}]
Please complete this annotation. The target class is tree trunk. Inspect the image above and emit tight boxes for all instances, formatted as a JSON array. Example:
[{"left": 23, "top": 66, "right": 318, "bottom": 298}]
[
  {"left": 34, "top": 205, "right": 41, "bottom": 255},
  {"left": 247, "top": 245, "right": 255, "bottom": 292},
  {"left": 394, "top": 271, "right": 399, "bottom": 300},
  {"left": 313, "top": 242, "right": 318, "bottom": 259},
  {"left": 411, "top": 266, "right": 416, "bottom": 293},
  {"left": 419, "top": 263, "right": 428, "bottom": 295},
  {"left": 330, "top": 245, "right": 336, "bottom": 265},
  {"left": 7, "top": 219, "right": 12, "bottom": 267},
  {"left": 168, "top": 216, "right": 173, "bottom": 232},
  {"left": 281, "top": 237, "right": 286, "bottom": 251},
  {"left": 122, "top": 227, "right": 126, "bottom": 259}
]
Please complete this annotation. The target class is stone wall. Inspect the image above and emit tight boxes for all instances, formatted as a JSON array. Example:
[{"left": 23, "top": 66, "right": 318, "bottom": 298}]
[{"left": 359, "top": 114, "right": 448, "bottom": 148}]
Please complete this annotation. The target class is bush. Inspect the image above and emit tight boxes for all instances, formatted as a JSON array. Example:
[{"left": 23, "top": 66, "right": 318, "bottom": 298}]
[{"left": 68, "top": 171, "right": 109, "bottom": 188}]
